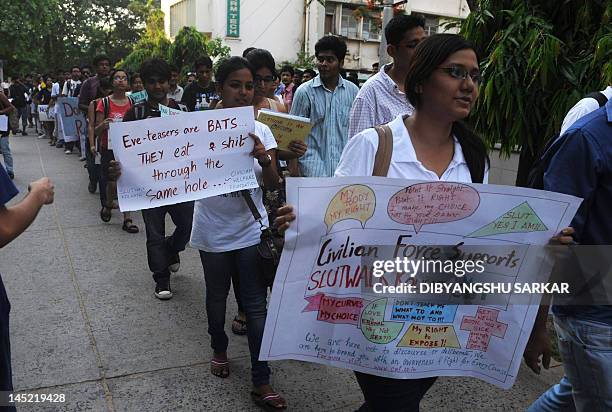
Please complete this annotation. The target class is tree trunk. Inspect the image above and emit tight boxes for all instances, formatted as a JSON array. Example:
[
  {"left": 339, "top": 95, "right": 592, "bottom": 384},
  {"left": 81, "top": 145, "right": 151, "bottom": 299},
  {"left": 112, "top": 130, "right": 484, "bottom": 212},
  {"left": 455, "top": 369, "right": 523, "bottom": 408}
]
[
  {"left": 466, "top": 0, "right": 478, "bottom": 12},
  {"left": 515, "top": 145, "right": 538, "bottom": 187}
]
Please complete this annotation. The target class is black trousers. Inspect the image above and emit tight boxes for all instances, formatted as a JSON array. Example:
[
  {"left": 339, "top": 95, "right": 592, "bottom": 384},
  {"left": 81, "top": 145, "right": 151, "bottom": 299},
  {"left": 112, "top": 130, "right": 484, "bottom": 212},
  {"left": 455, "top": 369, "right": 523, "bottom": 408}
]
[
  {"left": 355, "top": 372, "right": 437, "bottom": 412},
  {"left": 141, "top": 201, "right": 194, "bottom": 282}
]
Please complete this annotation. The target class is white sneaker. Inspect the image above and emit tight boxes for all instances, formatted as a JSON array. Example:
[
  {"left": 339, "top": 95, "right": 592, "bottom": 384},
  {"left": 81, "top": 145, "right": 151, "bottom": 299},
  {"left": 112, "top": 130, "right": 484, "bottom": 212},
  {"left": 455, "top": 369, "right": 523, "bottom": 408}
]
[
  {"left": 65, "top": 149, "right": 72, "bottom": 154},
  {"left": 37, "top": 134, "right": 47, "bottom": 139},
  {"left": 155, "top": 279, "right": 173, "bottom": 300}
]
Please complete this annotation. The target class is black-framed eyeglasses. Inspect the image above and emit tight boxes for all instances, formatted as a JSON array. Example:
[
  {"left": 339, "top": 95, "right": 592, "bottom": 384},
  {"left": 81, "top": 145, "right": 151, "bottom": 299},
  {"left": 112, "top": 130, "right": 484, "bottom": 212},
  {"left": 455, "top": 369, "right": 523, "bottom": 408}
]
[
  {"left": 254, "top": 75, "right": 275, "bottom": 84},
  {"left": 438, "top": 66, "right": 481, "bottom": 83}
]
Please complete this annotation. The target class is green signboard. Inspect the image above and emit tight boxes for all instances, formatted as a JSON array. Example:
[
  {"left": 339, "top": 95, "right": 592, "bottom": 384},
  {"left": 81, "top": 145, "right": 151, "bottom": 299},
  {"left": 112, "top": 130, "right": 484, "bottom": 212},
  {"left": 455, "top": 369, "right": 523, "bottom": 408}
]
[{"left": 226, "top": 0, "right": 240, "bottom": 38}]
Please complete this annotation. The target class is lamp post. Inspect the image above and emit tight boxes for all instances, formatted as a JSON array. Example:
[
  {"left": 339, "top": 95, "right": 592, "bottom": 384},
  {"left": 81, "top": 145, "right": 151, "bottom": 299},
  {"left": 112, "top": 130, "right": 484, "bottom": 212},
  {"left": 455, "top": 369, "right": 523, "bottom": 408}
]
[{"left": 377, "top": 0, "right": 410, "bottom": 67}]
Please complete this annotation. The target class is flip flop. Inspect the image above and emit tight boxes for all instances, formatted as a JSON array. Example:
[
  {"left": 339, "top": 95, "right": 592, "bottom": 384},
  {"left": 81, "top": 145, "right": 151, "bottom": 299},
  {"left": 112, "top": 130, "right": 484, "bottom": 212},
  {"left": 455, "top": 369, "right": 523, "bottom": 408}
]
[
  {"left": 122, "top": 219, "right": 139, "bottom": 233},
  {"left": 231, "top": 316, "right": 248, "bottom": 335},
  {"left": 210, "top": 358, "right": 229, "bottom": 378},
  {"left": 251, "top": 391, "right": 287, "bottom": 411}
]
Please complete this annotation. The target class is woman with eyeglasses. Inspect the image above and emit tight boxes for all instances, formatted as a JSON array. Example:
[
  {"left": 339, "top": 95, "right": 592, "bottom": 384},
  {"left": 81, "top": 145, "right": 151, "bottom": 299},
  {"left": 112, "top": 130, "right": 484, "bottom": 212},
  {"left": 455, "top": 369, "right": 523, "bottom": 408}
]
[
  {"left": 274, "top": 34, "right": 573, "bottom": 411},
  {"left": 93, "top": 69, "right": 138, "bottom": 233},
  {"left": 244, "top": 49, "right": 287, "bottom": 113}
]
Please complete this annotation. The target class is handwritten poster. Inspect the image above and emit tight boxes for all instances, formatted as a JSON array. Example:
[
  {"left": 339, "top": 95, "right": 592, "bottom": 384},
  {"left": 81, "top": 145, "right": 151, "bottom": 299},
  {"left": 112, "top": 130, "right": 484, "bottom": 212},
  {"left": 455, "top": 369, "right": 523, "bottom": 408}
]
[
  {"left": 129, "top": 90, "right": 148, "bottom": 104},
  {"left": 159, "top": 104, "right": 184, "bottom": 117},
  {"left": 261, "top": 177, "right": 582, "bottom": 389},
  {"left": 56, "top": 97, "right": 86, "bottom": 142},
  {"left": 257, "top": 110, "right": 311, "bottom": 150},
  {"left": 109, "top": 106, "right": 259, "bottom": 212},
  {"left": 38, "top": 105, "right": 51, "bottom": 122}
]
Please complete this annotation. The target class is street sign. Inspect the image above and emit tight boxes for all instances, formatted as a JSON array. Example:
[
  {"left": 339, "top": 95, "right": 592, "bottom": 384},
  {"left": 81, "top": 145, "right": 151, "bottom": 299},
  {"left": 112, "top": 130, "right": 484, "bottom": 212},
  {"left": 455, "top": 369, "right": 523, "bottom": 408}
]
[{"left": 226, "top": 0, "right": 240, "bottom": 38}]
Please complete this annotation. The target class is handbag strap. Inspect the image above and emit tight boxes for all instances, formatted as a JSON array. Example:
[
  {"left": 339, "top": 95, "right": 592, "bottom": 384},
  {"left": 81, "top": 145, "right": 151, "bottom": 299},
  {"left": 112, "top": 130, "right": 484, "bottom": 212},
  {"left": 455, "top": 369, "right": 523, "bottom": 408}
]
[
  {"left": 373, "top": 124, "right": 393, "bottom": 177},
  {"left": 241, "top": 189, "right": 266, "bottom": 229}
]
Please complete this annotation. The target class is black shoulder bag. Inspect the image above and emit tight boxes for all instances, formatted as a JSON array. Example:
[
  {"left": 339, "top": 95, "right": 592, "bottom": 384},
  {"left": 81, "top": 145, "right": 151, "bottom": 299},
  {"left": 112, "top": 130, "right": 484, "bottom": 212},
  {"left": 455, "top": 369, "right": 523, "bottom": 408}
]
[{"left": 241, "top": 190, "right": 284, "bottom": 288}]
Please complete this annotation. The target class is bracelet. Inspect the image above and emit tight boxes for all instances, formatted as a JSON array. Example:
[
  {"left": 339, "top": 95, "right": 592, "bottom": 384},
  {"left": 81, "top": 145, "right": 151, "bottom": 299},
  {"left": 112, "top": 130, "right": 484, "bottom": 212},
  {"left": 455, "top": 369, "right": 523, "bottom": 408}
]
[{"left": 258, "top": 154, "right": 272, "bottom": 167}]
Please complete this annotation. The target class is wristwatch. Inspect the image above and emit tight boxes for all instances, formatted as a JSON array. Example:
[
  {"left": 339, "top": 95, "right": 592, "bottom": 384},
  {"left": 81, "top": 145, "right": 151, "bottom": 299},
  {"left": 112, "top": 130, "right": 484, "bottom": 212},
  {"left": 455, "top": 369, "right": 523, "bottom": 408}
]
[{"left": 258, "top": 154, "right": 272, "bottom": 167}]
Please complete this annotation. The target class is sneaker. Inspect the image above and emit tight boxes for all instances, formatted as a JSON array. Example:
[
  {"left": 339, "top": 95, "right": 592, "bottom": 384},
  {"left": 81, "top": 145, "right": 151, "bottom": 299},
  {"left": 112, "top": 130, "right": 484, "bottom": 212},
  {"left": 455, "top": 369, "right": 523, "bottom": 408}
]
[
  {"left": 37, "top": 134, "right": 46, "bottom": 139},
  {"left": 155, "top": 279, "right": 173, "bottom": 300},
  {"left": 65, "top": 149, "right": 72, "bottom": 154},
  {"left": 79, "top": 156, "right": 86, "bottom": 161},
  {"left": 88, "top": 181, "right": 97, "bottom": 194},
  {"left": 21, "top": 131, "right": 27, "bottom": 136},
  {"left": 56, "top": 142, "right": 64, "bottom": 148},
  {"left": 168, "top": 253, "right": 180, "bottom": 273}
]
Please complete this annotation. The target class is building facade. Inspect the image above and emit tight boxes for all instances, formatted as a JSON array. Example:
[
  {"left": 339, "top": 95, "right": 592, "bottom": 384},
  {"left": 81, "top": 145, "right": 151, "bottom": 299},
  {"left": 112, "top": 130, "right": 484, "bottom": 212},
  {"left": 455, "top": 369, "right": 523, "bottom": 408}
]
[{"left": 161, "top": 0, "right": 470, "bottom": 71}]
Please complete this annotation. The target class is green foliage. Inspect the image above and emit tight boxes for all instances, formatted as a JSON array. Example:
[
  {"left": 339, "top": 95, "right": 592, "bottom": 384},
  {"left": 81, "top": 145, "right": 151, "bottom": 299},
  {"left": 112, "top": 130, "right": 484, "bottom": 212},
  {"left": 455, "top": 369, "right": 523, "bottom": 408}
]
[
  {"left": 0, "top": 0, "right": 156, "bottom": 76},
  {"left": 120, "top": 8, "right": 170, "bottom": 72},
  {"left": 280, "top": 51, "right": 317, "bottom": 70},
  {"left": 206, "top": 38, "right": 231, "bottom": 61},
  {"left": 167, "top": 27, "right": 208, "bottom": 73},
  {"left": 461, "top": 0, "right": 612, "bottom": 178}
]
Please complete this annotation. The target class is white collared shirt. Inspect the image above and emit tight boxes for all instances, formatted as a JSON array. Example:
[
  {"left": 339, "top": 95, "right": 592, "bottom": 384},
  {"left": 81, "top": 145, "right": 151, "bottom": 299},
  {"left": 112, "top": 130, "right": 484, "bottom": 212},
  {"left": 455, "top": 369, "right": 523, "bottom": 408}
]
[
  {"left": 167, "top": 85, "right": 184, "bottom": 102},
  {"left": 348, "top": 63, "right": 414, "bottom": 138},
  {"left": 560, "top": 86, "right": 612, "bottom": 135},
  {"left": 335, "top": 114, "right": 488, "bottom": 183}
]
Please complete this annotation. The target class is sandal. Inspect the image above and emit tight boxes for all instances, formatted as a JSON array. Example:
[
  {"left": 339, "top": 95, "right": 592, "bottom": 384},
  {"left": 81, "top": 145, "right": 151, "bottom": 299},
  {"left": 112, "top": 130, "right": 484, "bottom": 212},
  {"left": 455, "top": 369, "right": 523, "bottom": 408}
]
[
  {"left": 122, "top": 219, "right": 139, "bottom": 233},
  {"left": 100, "top": 207, "right": 112, "bottom": 222},
  {"left": 231, "top": 316, "right": 248, "bottom": 335},
  {"left": 251, "top": 391, "right": 287, "bottom": 411},
  {"left": 210, "top": 358, "right": 229, "bottom": 378}
]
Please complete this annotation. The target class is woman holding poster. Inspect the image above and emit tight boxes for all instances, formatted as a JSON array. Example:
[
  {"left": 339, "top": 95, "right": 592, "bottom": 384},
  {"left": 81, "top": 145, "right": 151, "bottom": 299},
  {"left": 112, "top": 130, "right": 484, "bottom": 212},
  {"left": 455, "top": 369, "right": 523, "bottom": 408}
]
[
  {"left": 94, "top": 69, "right": 139, "bottom": 233},
  {"left": 189, "top": 57, "right": 288, "bottom": 411},
  {"left": 274, "top": 34, "right": 573, "bottom": 411}
]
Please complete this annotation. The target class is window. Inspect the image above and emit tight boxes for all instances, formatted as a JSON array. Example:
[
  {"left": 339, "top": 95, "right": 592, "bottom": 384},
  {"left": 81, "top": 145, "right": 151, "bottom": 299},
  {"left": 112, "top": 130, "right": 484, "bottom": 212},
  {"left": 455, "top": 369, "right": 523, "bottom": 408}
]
[
  {"left": 425, "top": 16, "right": 439, "bottom": 35},
  {"left": 170, "top": 0, "right": 196, "bottom": 38},
  {"left": 340, "top": 6, "right": 359, "bottom": 39},
  {"left": 362, "top": 15, "right": 381, "bottom": 41},
  {"left": 325, "top": 4, "right": 336, "bottom": 34}
]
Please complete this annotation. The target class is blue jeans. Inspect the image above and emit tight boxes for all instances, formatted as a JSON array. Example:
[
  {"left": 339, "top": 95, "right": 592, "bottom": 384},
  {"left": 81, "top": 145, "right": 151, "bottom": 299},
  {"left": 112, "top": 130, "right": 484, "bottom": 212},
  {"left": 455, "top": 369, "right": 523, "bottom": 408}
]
[
  {"left": 528, "top": 315, "right": 612, "bottom": 411},
  {"left": 199, "top": 245, "right": 270, "bottom": 386},
  {"left": 0, "top": 136, "right": 13, "bottom": 174}
]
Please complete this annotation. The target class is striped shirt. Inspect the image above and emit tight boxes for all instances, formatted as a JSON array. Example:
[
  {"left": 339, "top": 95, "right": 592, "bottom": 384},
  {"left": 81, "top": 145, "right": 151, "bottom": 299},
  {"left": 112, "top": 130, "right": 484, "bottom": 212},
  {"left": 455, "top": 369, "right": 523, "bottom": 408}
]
[
  {"left": 348, "top": 64, "right": 414, "bottom": 138},
  {"left": 290, "top": 75, "right": 359, "bottom": 177}
]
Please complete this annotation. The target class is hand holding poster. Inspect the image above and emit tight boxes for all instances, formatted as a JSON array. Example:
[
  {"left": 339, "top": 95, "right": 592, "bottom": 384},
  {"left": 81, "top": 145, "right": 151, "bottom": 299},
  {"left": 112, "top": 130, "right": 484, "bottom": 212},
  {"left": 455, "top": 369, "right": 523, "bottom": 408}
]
[
  {"left": 109, "top": 106, "right": 259, "bottom": 211},
  {"left": 256, "top": 110, "right": 311, "bottom": 150},
  {"left": 261, "top": 177, "right": 582, "bottom": 389},
  {"left": 38, "top": 105, "right": 51, "bottom": 122}
]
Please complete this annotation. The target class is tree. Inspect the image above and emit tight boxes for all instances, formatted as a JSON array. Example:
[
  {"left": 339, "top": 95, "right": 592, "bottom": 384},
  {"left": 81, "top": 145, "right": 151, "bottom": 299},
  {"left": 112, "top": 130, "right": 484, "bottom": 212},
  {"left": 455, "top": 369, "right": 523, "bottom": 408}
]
[
  {"left": 119, "top": 8, "right": 170, "bottom": 72},
  {"left": 0, "top": 0, "right": 156, "bottom": 76},
  {"left": 167, "top": 27, "right": 230, "bottom": 75},
  {"left": 167, "top": 27, "right": 208, "bottom": 74},
  {"left": 460, "top": 0, "right": 612, "bottom": 185}
]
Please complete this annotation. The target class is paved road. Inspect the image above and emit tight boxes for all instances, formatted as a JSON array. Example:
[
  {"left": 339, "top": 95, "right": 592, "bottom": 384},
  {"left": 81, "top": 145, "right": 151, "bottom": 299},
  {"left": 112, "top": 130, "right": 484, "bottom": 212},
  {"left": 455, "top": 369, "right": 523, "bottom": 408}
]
[{"left": 0, "top": 131, "right": 564, "bottom": 411}]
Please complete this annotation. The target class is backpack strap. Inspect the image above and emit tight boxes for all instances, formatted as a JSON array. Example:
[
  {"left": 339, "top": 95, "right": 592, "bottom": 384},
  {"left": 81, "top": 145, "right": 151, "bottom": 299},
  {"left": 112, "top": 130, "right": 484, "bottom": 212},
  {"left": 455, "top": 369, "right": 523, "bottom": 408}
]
[
  {"left": 585, "top": 91, "right": 608, "bottom": 107},
  {"left": 372, "top": 125, "right": 393, "bottom": 177},
  {"left": 135, "top": 104, "right": 146, "bottom": 120},
  {"left": 102, "top": 96, "right": 110, "bottom": 119}
]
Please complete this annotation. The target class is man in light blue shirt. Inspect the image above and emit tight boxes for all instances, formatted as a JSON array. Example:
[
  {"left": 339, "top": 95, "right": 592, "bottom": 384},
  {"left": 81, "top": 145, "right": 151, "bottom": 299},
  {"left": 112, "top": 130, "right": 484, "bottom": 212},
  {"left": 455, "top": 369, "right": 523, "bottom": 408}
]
[{"left": 290, "top": 36, "right": 359, "bottom": 177}]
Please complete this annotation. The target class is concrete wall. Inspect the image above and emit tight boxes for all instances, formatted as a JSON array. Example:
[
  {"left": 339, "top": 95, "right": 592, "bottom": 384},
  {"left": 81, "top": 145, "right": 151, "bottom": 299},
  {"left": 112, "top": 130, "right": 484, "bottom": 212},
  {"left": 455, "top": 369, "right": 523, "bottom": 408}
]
[
  {"left": 162, "top": 0, "right": 470, "bottom": 70},
  {"left": 162, "top": 0, "right": 307, "bottom": 63},
  {"left": 488, "top": 148, "right": 520, "bottom": 186}
]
